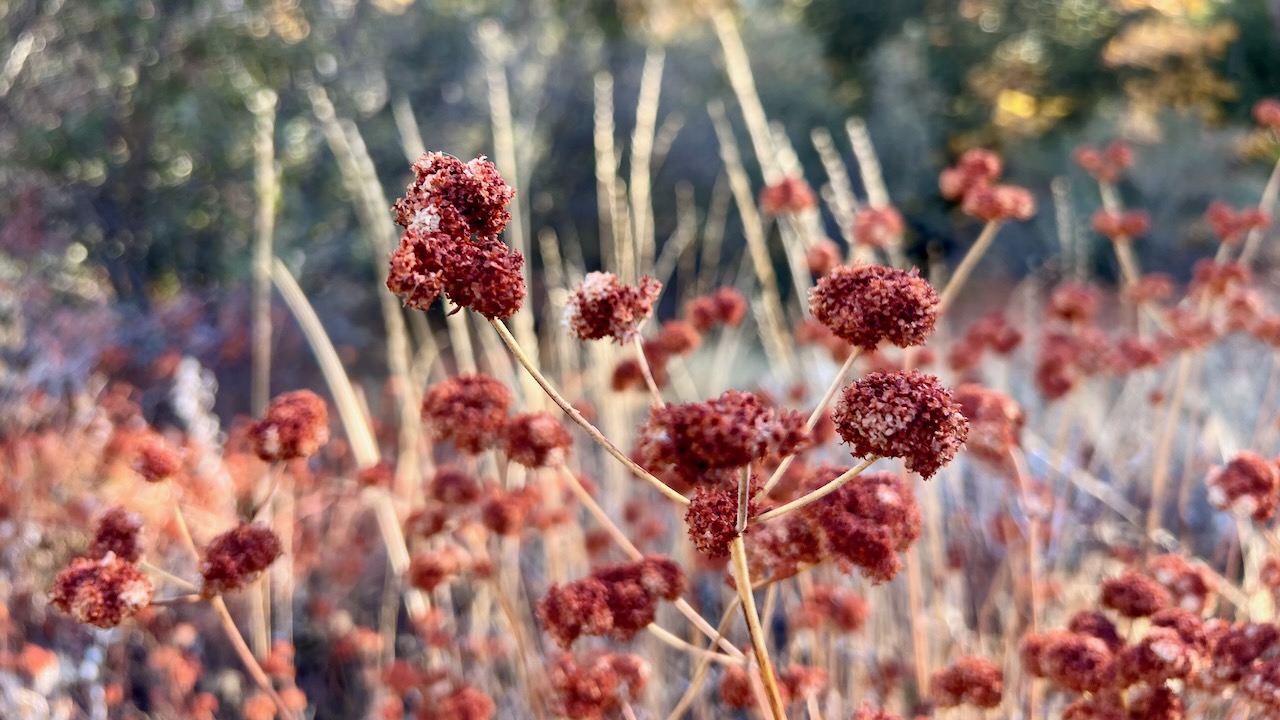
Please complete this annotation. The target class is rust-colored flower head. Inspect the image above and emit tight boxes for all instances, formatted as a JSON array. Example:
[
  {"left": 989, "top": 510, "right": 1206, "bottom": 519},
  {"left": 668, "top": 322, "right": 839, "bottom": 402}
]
[
  {"left": 1092, "top": 209, "right": 1150, "bottom": 242},
  {"left": 954, "top": 384, "right": 1023, "bottom": 465},
  {"left": 746, "top": 511, "right": 825, "bottom": 581},
  {"left": 408, "top": 546, "right": 467, "bottom": 592},
  {"left": 854, "top": 206, "right": 906, "bottom": 249},
  {"left": 1048, "top": 282, "right": 1100, "bottom": 324},
  {"left": 852, "top": 705, "right": 903, "bottom": 720},
  {"left": 759, "top": 176, "right": 817, "bottom": 215},
  {"left": 804, "top": 584, "right": 869, "bottom": 633},
  {"left": 1062, "top": 697, "right": 1127, "bottom": 720},
  {"left": 1190, "top": 259, "right": 1251, "bottom": 300},
  {"left": 549, "top": 653, "right": 647, "bottom": 720},
  {"left": 1116, "top": 627, "right": 1194, "bottom": 687},
  {"left": 1197, "top": 622, "right": 1280, "bottom": 689},
  {"left": 1023, "top": 630, "right": 1115, "bottom": 693},
  {"left": 1206, "top": 200, "right": 1269, "bottom": 245},
  {"left": 133, "top": 432, "right": 184, "bottom": 482},
  {"left": 249, "top": 390, "right": 329, "bottom": 462},
  {"left": 564, "top": 272, "right": 661, "bottom": 343},
  {"left": 199, "top": 523, "right": 284, "bottom": 596},
  {"left": 392, "top": 153, "right": 514, "bottom": 239},
  {"left": 51, "top": 554, "right": 152, "bottom": 628},
  {"left": 719, "top": 664, "right": 755, "bottom": 708},
  {"left": 611, "top": 350, "right": 670, "bottom": 394},
  {"left": 387, "top": 223, "right": 526, "bottom": 319},
  {"left": 537, "top": 556, "right": 684, "bottom": 647},
  {"left": 479, "top": 486, "right": 541, "bottom": 536},
  {"left": 809, "top": 264, "right": 939, "bottom": 349},
  {"left": 806, "top": 239, "right": 843, "bottom": 276},
  {"left": 421, "top": 374, "right": 512, "bottom": 454},
  {"left": 1150, "top": 608, "right": 1210, "bottom": 654},
  {"left": 1206, "top": 451, "right": 1279, "bottom": 521},
  {"left": 961, "top": 184, "right": 1037, "bottom": 222},
  {"left": 805, "top": 469, "right": 921, "bottom": 583},
  {"left": 1101, "top": 569, "right": 1171, "bottom": 618},
  {"left": 1126, "top": 685, "right": 1184, "bottom": 720},
  {"left": 652, "top": 320, "right": 702, "bottom": 355},
  {"left": 1243, "top": 658, "right": 1280, "bottom": 711},
  {"left": 931, "top": 656, "right": 1002, "bottom": 708},
  {"left": 430, "top": 685, "right": 496, "bottom": 720},
  {"left": 1068, "top": 610, "right": 1124, "bottom": 653},
  {"left": 940, "top": 149, "right": 1003, "bottom": 200},
  {"left": 429, "top": 466, "right": 483, "bottom": 506},
  {"left": 685, "top": 480, "right": 757, "bottom": 558},
  {"left": 684, "top": 287, "right": 747, "bottom": 332},
  {"left": 832, "top": 370, "right": 969, "bottom": 479},
  {"left": 1146, "top": 554, "right": 1216, "bottom": 614},
  {"left": 88, "top": 507, "right": 144, "bottom": 564},
  {"left": 1255, "top": 98, "right": 1280, "bottom": 130},
  {"left": 636, "top": 391, "right": 809, "bottom": 486},
  {"left": 502, "top": 412, "right": 572, "bottom": 468},
  {"left": 1075, "top": 141, "right": 1134, "bottom": 183}
]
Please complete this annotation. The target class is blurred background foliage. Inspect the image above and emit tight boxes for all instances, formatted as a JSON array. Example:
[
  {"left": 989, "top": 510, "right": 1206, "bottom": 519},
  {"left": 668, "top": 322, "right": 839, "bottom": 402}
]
[{"left": 0, "top": 0, "right": 1278, "bottom": 395}]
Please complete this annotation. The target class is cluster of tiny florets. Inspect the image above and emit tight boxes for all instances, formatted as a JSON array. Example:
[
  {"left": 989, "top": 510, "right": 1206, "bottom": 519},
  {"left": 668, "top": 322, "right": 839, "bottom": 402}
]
[
  {"left": 51, "top": 553, "right": 153, "bottom": 628},
  {"left": 808, "top": 264, "right": 939, "bottom": 349},
  {"left": 1205, "top": 451, "right": 1279, "bottom": 521},
  {"left": 685, "top": 480, "right": 757, "bottom": 558},
  {"left": 1100, "top": 569, "right": 1172, "bottom": 618},
  {"left": 759, "top": 176, "right": 817, "bottom": 215},
  {"left": 132, "top": 432, "right": 184, "bottom": 482},
  {"left": 953, "top": 384, "right": 1023, "bottom": 465},
  {"left": 1092, "top": 209, "right": 1151, "bottom": 242},
  {"left": 565, "top": 272, "right": 662, "bottom": 343},
  {"left": 853, "top": 206, "right": 906, "bottom": 249},
  {"left": 803, "top": 469, "right": 921, "bottom": 583},
  {"left": 1074, "top": 141, "right": 1135, "bottom": 184},
  {"left": 387, "top": 152, "right": 525, "bottom": 319},
  {"left": 636, "top": 391, "right": 809, "bottom": 487},
  {"left": 831, "top": 370, "right": 969, "bottom": 479},
  {"left": 199, "top": 522, "right": 284, "bottom": 596},
  {"left": 549, "top": 652, "right": 648, "bottom": 720},
  {"left": 536, "top": 556, "right": 685, "bottom": 647},
  {"left": 1205, "top": 201, "right": 1269, "bottom": 245},
  {"left": 502, "top": 412, "right": 573, "bottom": 468},
  {"left": 421, "top": 374, "right": 513, "bottom": 454},
  {"left": 248, "top": 389, "right": 330, "bottom": 462},
  {"left": 930, "top": 656, "right": 1003, "bottom": 708},
  {"left": 88, "top": 507, "right": 144, "bottom": 564}
]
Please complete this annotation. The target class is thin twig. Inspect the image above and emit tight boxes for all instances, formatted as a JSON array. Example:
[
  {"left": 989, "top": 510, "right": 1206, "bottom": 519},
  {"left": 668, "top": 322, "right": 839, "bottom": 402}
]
[
  {"left": 754, "top": 457, "right": 878, "bottom": 523},
  {"left": 730, "top": 536, "right": 785, "bottom": 720}
]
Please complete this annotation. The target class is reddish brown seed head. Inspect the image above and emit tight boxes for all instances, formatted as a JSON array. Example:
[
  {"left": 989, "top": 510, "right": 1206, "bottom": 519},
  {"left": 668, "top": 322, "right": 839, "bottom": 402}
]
[
  {"left": 249, "top": 390, "right": 330, "bottom": 462},
  {"left": 832, "top": 370, "right": 969, "bottom": 479},
  {"left": 940, "top": 149, "right": 1003, "bottom": 200},
  {"left": 132, "top": 432, "right": 184, "bottom": 483},
  {"left": 421, "top": 374, "right": 512, "bottom": 454},
  {"left": 392, "top": 153, "right": 514, "bottom": 239},
  {"left": 1048, "top": 282, "right": 1100, "bottom": 324},
  {"left": 805, "top": 469, "right": 920, "bottom": 583},
  {"left": 1255, "top": 98, "right": 1280, "bottom": 130},
  {"left": 538, "top": 578, "right": 613, "bottom": 649},
  {"left": 1100, "top": 569, "right": 1172, "bottom": 618},
  {"left": 407, "top": 547, "right": 467, "bottom": 592},
  {"left": 759, "top": 176, "right": 817, "bottom": 215},
  {"left": 853, "top": 206, "right": 906, "bottom": 249},
  {"left": 651, "top": 320, "right": 702, "bottom": 355},
  {"left": 1146, "top": 554, "right": 1216, "bottom": 614},
  {"left": 502, "top": 412, "right": 573, "bottom": 468},
  {"left": 685, "top": 481, "right": 755, "bottom": 558},
  {"left": 684, "top": 287, "right": 747, "bottom": 332},
  {"left": 930, "top": 656, "right": 1003, "bottom": 709},
  {"left": 1206, "top": 451, "right": 1280, "bottom": 522},
  {"left": 429, "top": 685, "right": 496, "bottom": 720},
  {"left": 51, "top": 554, "right": 153, "bottom": 628},
  {"left": 1067, "top": 610, "right": 1124, "bottom": 653},
  {"left": 809, "top": 264, "right": 939, "bottom": 349},
  {"left": 953, "top": 384, "right": 1023, "bottom": 465},
  {"left": 88, "top": 507, "right": 144, "bottom": 564},
  {"left": 199, "top": 523, "right": 284, "bottom": 596},
  {"left": 564, "top": 272, "right": 661, "bottom": 343},
  {"left": 1023, "top": 630, "right": 1115, "bottom": 693},
  {"left": 961, "top": 184, "right": 1037, "bottom": 222},
  {"left": 1116, "top": 627, "right": 1195, "bottom": 687},
  {"left": 549, "top": 652, "right": 647, "bottom": 720},
  {"left": 805, "top": 239, "right": 843, "bottom": 277},
  {"left": 479, "top": 486, "right": 541, "bottom": 536}
]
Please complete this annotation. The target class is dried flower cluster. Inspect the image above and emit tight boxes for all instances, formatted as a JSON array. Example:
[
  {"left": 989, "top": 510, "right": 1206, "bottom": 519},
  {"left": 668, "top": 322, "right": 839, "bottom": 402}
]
[
  {"left": 930, "top": 656, "right": 1003, "bottom": 708},
  {"left": 537, "top": 556, "right": 685, "bottom": 647},
  {"left": 565, "top": 272, "right": 662, "bottom": 343},
  {"left": 51, "top": 553, "right": 153, "bottom": 628},
  {"left": 248, "top": 389, "right": 330, "bottom": 462},
  {"left": 809, "top": 264, "right": 939, "bottom": 349},
  {"left": 831, "top": 370, "right": 969, "bottom": 479},
  {"left": 1074, "top": 141, "right": 1135, "bottom": 184},
  {"left": 636, "top": 390, "right": 808, "bottom": 487},
  {"left": 853, "top": 206, "right": 905, "bottom": 249},
  {"left": 759, "top": 176, "right": 817, "bottom": 215},
  {"left": 1092, "top": 209, "right": 1151, "bottom": 242},
  {"left": 199, "top": 523, "right": 284, "bottom": 596},
  {"left": 939, "top": 149, "right": 1036, "bottom": 222},
  {"left": 1205, "top": 451, "right": 1279, "bottom": 521},
  {"left": 954, "top": 384, "right": 1023, "bottom": 465},
  {"left": 1206, "top": 200, "right": 1269, "bottom": 245},
  {"left": 421, "top": 374, "right": 514, "bottom": 454},
  {"left": 387, "top": 152, "right": 525, "bottom": 319},
  {"left": 802, "top": 470, "right": 922, "bottom": 582},
  {"left": 549, "top": 652, "right": 648, "bottom": 719},
  {"left": 88, "top": 507, "right": 144, "bottom": 564},
  {"left": 684, "top": 287, "right": 748, "bottom": 332}
]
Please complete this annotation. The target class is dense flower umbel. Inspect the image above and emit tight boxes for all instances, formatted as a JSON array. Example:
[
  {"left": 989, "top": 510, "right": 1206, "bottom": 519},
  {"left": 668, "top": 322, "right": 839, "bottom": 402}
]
[
  {"left": 636, "top": 391, "right": 809, "bottom": 487},
  {"left": 549, "top": 652, "right": 648, "bottom": 720},
  {"left": 1101, "top": 569, "right": 1171, "bottom": 618},
  {"left": 939, "top": 149, "right": 1003, "bottom": 200},
  {"left": 853, "top": 206, "right": 906, "bottom": 249},
  {"left": 199, "top": 523, "right": 284, "bottom": 596},
  {"left": 685, "top": 479, "right": 758, "bottom": 558},
  {"left": 421, "top": 374, "right": 513, "bottom": 454},
  {"left": 961, "top": 184, "right": 1037, "bottom": 222},
  {"left": 51, "top": 553, "right": 153, "bottom": 628},
  {"left": 430, "top": 686, "right": 496, "bottom": 720},
  {"left": 88, "top": 507, "right": 144, "bottom": 563},
  {"left": 809, "top": 264, "right": 939, "bottom": 349},
  {"left": 133, "top": 432, "right": 184, "bottom": 482},
  {"left": 387, "top": 153, "right": 526, "bottom": 319},
  {"left": 537, "top": 556, "right": 685, "bottom": 647},
  {"left": 1116, "top": 627, "right": 1195, "bottom": 686},
  {"left": 684, "top": 287, "right": 747, "bottom": 332},
  {"left": 759, "top": 176, "right": 817, "bottom": 215},
  {"left": 954, "top": 384, "right": 1023, "bottom": 464},
  {"left": 248, "top": 390, "right": 329, "bottom": 462},
  {"left": 1206, "top": 451, "right": 1279, "bottom": 521},
  {"left": 1255, "top": 98, "right": 1280, "bottom": 130},
  {"left": 1092, "top": 209, "right": 1151, "bottom": 241},
  {"left": 1022, "top": 630, "right": 1115, "bottom": 693},
  {"left": 564, "top": 272, "right": 661, "bottom": 343},
  {"left": 1206, "top": 201, "right": 1269, "bottom": 245},
  {"left": 502, "top": 412, "right": 572, "bottom": 468},
  {"left": 1146, "top": 554, "right": 1216, "bottom": 614},
  {"left": 930, "top": 656, "right": 1003, "bottom": 708},
  {"left": 803, "top": 469, "right": 921, "bottom": 583},
  {"left": 832, "top": 370, "right": 969, "bottom": 479},
  {"left": 1074, "top": 141, "right": 1135, "bottom": 184}
]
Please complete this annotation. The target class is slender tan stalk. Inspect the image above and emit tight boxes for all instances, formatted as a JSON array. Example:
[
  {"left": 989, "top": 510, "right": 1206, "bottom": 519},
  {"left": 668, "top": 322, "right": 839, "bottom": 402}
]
[
  {"left": 632, "top": 335, "right": 665, "bottom": 408},
  {"left": 140, "top": 560, "right": 198, "bottom": 592},
  {"left": 630, "top": 47, "right": 665, "bottom": 275},
  {"left": 494, "top": 320, "right": 689, "bottom": 505},
  {"left": 755, "top": 456, "right": 878, "bottom": 523},
  {"left": 665, "top": 601, "right": 744, "bottom": 720},
  {"left": 1238, "top": 151, "right": 1280, "bottom": 266},
  {"left": 594, "top": 71, "right": 627, "bottom": 280},
  {"left": 730, "top": 535, "right": 785, "bottom": 720},
  {"left": 905, "top": 544, "right": 930, "bottom": 703},
  {"left": 1146, "top": 351, "right": 1195, "bottom": 546},
  {"left": 936, "top": 221, "right": 1002, "bottom": 315},
  {"left": 761, "top": 348, "right": 863, "bottom": 496},
  {"left": 149, "top": 594, "right": 203, "bottom": 607},
  {"left": 646, "top": 624, "right": 738, "bottom": 664},
  {"left": 709, "top": 8, "right": 780, "bottom": 183},
  {"left": 250, "top": 93, "right": 277, "bottom": 416}
]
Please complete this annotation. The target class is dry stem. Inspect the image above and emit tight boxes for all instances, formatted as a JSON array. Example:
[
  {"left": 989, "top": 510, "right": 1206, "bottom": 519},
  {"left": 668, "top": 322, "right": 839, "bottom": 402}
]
[
  {"left": 754, "top": 456, "right": 878, "bottom": 523},
  {"left": 730, "top": 535, "right": 785, "bottom": 720}
]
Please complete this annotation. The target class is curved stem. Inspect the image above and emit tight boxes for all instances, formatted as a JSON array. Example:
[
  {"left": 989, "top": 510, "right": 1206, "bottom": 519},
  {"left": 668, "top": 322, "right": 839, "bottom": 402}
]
[
  {"left": 492, "top": 318, "right": 689, "bottom": 506},
  {"left": 632, "top": 335, "right": 665, "bottom": 408},
  {"left": 646, "top": 623, "right": 738, "bottom": 665},
  {"left": 936, "top": 220, "right": 1002, "bottom": 315},
  {"left": 730, "top": 536, "right": 785, "bottom": 720},
  {"left": 754, "top": 456, "right": 879, "bottom": 524}
]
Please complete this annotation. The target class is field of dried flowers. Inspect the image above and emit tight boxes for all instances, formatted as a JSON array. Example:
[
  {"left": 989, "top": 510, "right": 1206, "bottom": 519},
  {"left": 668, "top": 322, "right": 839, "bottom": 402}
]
[{"left": 8, "top": 19, "right": 1280, "bottom": 720}]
